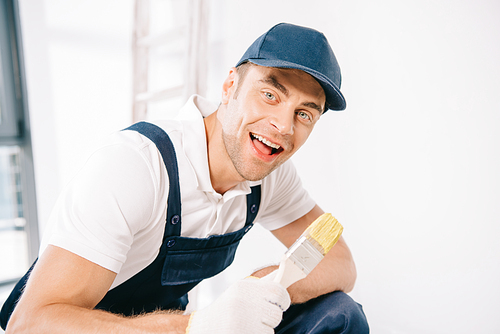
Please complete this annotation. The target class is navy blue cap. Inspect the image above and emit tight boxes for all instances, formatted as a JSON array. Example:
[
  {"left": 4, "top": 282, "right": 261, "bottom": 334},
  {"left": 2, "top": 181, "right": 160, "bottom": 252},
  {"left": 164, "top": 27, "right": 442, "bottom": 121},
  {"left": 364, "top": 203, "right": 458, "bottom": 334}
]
[{"left": 236, "top": 23, "right": 346, "bottom": 112}]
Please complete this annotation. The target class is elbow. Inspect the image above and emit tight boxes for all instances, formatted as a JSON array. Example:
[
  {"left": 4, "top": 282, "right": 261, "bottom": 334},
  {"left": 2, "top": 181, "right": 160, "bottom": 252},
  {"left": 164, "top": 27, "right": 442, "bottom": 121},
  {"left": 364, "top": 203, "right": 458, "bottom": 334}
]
[
  {"left": 5, "top": 303, "right": 43, "bottom": 334},
  {"left": 5, "top": 312, "right": 29, "bottom": 334},
  {"left": 342, "top": 260, "right": 357, "bottom": 293}
]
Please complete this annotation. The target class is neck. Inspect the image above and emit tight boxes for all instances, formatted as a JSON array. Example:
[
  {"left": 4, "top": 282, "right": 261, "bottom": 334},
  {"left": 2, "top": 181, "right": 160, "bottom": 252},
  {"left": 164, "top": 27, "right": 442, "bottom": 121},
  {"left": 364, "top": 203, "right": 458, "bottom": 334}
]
[{"left": 204, "top": 110, "right": 245, "bottom": 194}]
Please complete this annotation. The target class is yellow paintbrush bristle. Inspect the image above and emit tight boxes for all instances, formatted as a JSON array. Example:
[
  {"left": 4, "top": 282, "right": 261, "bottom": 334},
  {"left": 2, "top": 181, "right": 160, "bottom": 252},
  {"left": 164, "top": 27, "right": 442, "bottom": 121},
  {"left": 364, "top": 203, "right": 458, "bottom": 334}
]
[{"left": 304, "top": 213, "right": 343, "bottom": 255}]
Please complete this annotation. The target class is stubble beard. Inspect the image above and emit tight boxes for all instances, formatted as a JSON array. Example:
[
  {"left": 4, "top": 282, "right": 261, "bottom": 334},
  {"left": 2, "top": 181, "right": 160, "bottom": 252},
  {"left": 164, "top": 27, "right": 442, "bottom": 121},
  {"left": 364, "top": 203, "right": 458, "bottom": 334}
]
[{"left": 221, "top": 130, "right": 281, "bottom": 182}]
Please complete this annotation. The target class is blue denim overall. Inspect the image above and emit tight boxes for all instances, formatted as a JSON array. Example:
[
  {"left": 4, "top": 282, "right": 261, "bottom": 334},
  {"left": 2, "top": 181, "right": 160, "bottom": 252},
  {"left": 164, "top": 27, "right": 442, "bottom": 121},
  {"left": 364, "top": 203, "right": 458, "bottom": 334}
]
[
  {"left": 0, "top": 121, "right": 261, "bottom": 327},
  {"left": 1, "top": 122, "right": 369, "bottom": 333},
  {"left": 95, "top": 122, "right": 262, "bottom": 315}
]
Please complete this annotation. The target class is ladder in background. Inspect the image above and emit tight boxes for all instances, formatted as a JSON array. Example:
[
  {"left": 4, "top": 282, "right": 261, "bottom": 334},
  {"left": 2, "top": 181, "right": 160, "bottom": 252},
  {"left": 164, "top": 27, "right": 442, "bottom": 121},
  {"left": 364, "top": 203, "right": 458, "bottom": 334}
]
[
  {"left": 131, "top": 0, "right": 210, "bottom": 312},
  {"left": 132, "top": 0, "right": 208, "bottom": 122}
]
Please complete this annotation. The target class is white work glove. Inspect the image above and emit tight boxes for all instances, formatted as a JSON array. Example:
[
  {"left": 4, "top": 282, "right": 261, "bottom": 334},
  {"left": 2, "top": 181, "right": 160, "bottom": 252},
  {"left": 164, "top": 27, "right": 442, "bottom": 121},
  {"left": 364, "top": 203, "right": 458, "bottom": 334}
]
[{"left": 186, "top": 276, "right": 291, "bottom": 334}]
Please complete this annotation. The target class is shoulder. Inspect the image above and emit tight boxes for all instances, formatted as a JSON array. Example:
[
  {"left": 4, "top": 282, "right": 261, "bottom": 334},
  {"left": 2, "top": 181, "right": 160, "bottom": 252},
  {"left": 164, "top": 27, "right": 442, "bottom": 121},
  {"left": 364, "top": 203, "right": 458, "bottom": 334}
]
[
  {"left": 257, "top": 160, "right": 316, "bottom": 230},
  {"left": 261, "top": 160, "right": 301, "bottom": 192},
  {"left": 39, "top": 128, "right": 172, "bottom": 274}
]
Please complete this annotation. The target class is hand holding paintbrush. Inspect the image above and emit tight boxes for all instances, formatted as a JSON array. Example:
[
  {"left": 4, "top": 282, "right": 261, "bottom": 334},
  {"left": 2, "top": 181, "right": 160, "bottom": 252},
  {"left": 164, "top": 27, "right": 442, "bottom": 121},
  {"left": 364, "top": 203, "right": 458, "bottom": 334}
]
[
  {"left": 264, "top": 213, "right": 344, "bottom": 288},
  {"left": 188, "top": 214, "right": 343, "bottom": 334}
]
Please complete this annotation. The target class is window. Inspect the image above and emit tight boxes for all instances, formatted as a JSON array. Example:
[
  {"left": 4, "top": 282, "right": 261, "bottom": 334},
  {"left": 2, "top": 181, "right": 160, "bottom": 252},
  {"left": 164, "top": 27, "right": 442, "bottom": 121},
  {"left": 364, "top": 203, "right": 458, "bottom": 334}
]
[{"left": 0, "top": 0, "right": 39, "bottom": 286}]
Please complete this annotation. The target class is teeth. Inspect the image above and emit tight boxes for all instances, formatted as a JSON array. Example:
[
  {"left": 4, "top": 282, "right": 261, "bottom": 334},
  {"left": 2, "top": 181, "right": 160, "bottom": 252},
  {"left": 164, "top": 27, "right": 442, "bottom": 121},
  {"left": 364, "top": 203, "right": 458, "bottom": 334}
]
[{"left": 251, "top": 133, "right": 281, "bottom": 149}]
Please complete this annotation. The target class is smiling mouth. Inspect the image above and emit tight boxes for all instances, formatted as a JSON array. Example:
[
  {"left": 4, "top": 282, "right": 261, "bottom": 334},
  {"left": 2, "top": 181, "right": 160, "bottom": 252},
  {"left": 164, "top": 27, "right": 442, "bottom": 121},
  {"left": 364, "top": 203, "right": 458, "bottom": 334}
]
[{"left": 251, "top": 133, "right": 283, "bottom": 155}]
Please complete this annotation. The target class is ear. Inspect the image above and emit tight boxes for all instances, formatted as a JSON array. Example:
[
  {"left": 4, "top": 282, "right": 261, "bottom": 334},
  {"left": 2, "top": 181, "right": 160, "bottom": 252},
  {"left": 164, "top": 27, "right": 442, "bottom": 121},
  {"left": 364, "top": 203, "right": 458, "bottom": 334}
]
[{"left": 221, "top": 67, "right": 238, "bottom": 104}]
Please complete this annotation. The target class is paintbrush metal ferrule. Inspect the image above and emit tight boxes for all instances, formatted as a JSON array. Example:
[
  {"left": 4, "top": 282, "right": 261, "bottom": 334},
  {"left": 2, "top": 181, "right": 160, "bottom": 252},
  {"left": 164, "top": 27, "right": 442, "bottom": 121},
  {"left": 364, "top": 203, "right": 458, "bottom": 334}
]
[
  {"left": 266, "top": 213, "right": 343, "bottom": 288},
  {"left": 284, "top": 235, "right": 324, "bottom": 275}
]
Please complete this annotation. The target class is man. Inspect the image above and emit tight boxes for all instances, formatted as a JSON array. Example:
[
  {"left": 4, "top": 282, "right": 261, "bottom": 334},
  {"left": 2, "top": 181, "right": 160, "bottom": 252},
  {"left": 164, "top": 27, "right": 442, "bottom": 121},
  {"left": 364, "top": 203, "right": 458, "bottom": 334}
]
[{"left": 1, "top": 23, "right": 369, "bottom": 333}]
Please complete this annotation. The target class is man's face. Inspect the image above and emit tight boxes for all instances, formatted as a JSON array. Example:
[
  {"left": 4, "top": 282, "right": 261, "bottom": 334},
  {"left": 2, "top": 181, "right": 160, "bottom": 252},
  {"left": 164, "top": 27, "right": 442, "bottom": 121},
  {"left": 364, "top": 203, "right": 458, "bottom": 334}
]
[{"left": 218, "top": 64, "right": 326, "bottom": 181}]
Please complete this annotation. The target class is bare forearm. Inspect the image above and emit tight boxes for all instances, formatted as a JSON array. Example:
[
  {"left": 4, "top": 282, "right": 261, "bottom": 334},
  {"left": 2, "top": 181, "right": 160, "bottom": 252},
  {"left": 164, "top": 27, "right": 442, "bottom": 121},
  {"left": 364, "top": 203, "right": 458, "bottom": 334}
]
[
  {"left": 252, "top": 238, "right": 357, "bottom": 304},
  {"left": 287, "top": 240, "right": 357, "bottom": 304},
  {"left": 6, "top": 303, "right": 189, "bottom": 334}
]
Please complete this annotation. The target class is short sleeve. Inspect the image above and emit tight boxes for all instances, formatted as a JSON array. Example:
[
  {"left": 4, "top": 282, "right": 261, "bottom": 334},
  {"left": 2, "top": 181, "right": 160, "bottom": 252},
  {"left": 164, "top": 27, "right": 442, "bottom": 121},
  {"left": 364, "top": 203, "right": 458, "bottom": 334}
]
[
  {"left": 41, "top": 137, "right": 162, "bottom": 273},
  {"left": 256, "top": 160, "right": 316, "bottom": 231}
]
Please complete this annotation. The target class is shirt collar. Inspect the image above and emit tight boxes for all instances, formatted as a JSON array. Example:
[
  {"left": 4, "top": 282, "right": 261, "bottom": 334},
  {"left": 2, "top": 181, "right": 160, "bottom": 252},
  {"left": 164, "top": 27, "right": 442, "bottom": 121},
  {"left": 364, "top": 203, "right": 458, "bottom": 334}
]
[{"left": 175, "top": 95, "right": 262, "bottom": 196}]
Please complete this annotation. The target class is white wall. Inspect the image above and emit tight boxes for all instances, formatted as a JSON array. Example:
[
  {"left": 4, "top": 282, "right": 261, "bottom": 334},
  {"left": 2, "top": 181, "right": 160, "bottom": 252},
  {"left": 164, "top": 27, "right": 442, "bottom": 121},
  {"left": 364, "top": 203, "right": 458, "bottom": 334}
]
[
  {"left": 17, "top": 0, "right": 500, "bottom": 333},
  {"left": 218, "top": 1, "right": 500, "bottom": 333}
]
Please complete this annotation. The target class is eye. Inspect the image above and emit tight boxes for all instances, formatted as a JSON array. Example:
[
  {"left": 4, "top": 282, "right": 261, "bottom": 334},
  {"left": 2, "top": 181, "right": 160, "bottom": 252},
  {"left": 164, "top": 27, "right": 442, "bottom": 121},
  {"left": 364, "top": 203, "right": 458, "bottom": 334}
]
[
  {"left": 264, "top": 92, "right": 276, "bottom": 101},
  {"left": 297, "top": 111, "right": 311, "bottom": 121}
]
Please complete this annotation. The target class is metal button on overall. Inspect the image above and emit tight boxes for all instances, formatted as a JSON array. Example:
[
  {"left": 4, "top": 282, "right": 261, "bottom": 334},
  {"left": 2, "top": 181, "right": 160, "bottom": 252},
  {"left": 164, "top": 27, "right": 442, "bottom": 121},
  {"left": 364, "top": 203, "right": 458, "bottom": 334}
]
[
  {"left": 171, "top": 215, "right": 180, "bottom": 225},
  {"left": 0, "top": 121, "right": 263, "bottom": 325}
]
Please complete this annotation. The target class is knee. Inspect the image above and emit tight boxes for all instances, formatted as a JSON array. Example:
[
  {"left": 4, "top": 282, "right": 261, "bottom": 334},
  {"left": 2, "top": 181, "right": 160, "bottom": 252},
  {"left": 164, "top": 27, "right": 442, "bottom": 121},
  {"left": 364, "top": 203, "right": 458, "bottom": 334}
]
[
  {"left": 278, "top": 291, "right": 369, "bottom": 334},
  {"left": 322, "top": 291, "right": 369, "bottom": 334}
]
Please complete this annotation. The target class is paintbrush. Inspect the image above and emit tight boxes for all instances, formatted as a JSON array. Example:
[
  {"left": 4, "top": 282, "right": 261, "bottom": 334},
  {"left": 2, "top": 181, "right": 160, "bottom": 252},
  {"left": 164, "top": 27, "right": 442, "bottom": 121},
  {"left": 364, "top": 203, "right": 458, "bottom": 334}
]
[{"left": 267, "top": 213, "right": 343, "bottom": 288}]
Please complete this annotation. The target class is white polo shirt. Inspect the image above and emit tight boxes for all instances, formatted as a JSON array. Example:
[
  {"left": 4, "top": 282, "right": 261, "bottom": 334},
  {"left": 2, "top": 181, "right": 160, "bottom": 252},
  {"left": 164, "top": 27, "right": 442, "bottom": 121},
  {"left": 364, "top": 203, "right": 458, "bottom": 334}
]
[{"left": 40, "top": 95, "right": 316, "bottom": 289}]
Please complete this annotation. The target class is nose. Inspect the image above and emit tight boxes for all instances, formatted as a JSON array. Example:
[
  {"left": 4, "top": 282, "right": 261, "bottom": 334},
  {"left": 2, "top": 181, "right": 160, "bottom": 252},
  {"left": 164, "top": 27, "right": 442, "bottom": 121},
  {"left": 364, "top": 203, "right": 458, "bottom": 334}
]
[{"left": 270, "top": 109, "right": 294, "bottom": 135}]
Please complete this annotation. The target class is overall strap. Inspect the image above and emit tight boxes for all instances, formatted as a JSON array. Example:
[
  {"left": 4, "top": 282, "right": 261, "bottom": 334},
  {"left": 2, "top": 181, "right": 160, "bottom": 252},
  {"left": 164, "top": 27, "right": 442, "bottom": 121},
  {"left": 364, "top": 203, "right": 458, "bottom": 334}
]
[
  {"left": 124, "top": 121, "right": 261, "bottom": 236},
  {"left": 123, "top": 122, "right": 182, "bottom": 239},
  {"left": 246, "top": 185, "right": 261, "bottom": 226}
]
